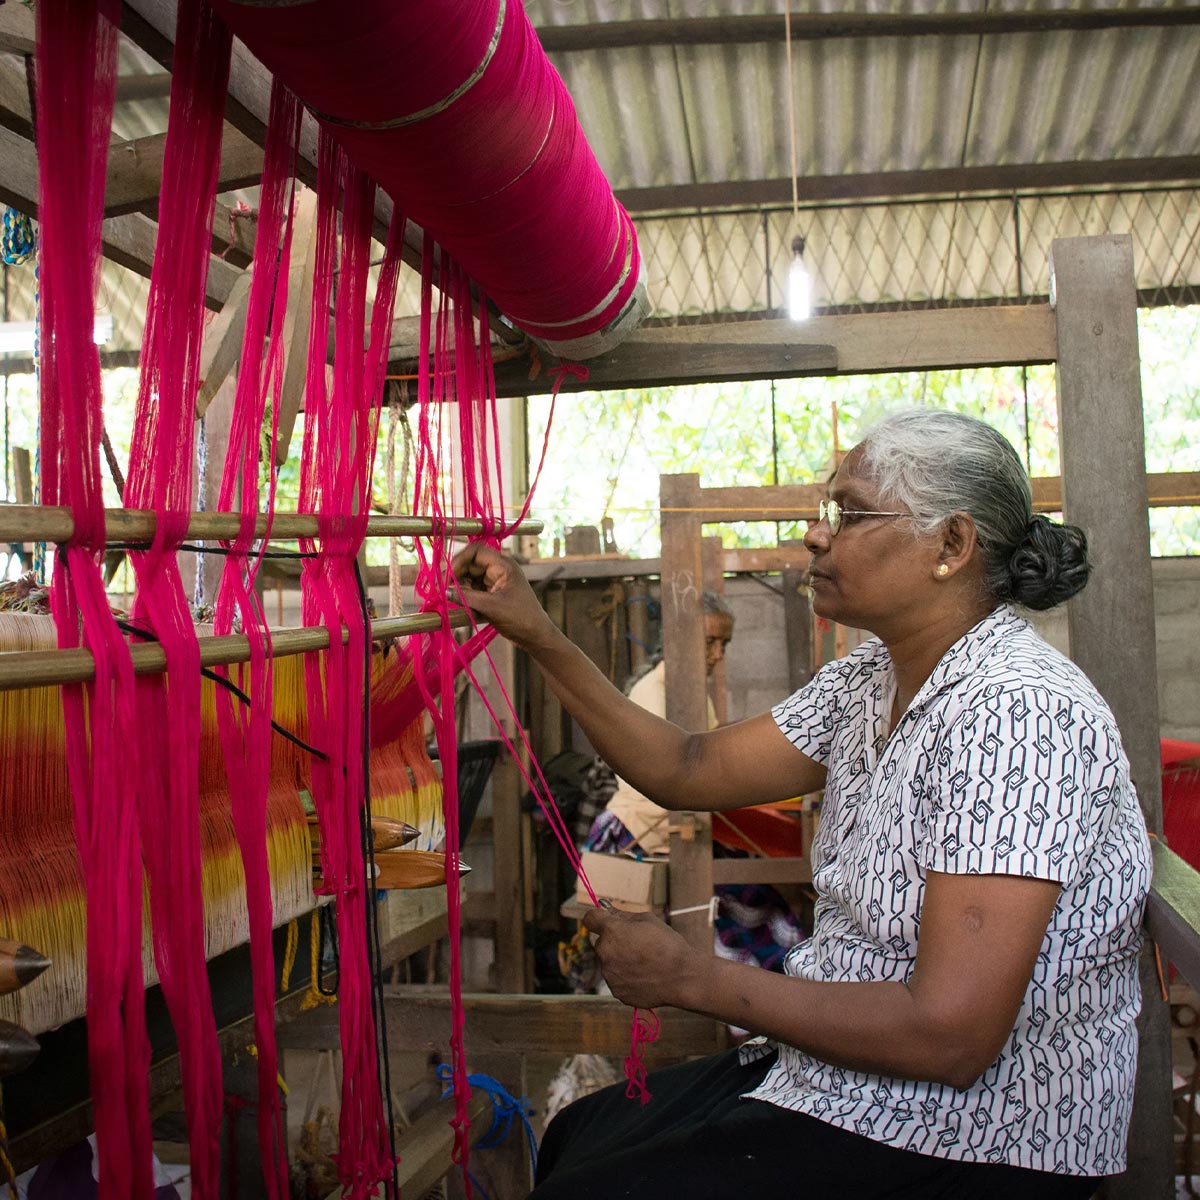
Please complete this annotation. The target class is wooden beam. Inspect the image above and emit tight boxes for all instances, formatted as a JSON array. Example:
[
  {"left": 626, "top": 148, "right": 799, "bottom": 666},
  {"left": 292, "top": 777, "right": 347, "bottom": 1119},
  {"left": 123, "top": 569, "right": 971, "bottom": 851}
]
[
  {"left": 0, "top": 4, "right": 34, "bottom": 58},
  {"left": 103, "top": 126, "right": 264, "bottom": 217},
  {"left": 275, "top": 190, "right": 320, "bottom": 464},
  {"left": 1049, "top": 233, "right": 1172, "bottom": 1199},
  {"left": 537, "top": 9, "right": 1200, "bottom": 52},
  {"left": 278, "top": 990, "right": 726, "bottom": 1060},
  {"left": 660, "top": 473, "right": 715, "bottom": 952},
  {"left": 115, "top": 72, "right": 173, "bottom": 103},
  {"left": 1146, "top": 841, "right": 1200, "bottom": 996},
  {"left": 196, "top": 270, "right": 253, "bottom": 416},
  {"left": 0, "top": 104, "right": 245, "bottom": 313},
  {"left": 616, "top": 157, "right": 1200, "bottom": 214},
  {"left": 1052, "top": 236, "right": 1162, "bottom": 825},
  {"left": 490, "top": 305, "right": 1057, "bottom": 396}
]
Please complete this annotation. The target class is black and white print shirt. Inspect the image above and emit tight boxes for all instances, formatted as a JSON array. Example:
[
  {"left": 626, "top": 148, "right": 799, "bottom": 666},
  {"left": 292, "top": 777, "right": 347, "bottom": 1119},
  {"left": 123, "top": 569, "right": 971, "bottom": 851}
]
[{"left": 747, "top": 605, "right": 1151, "bottom": 1176}]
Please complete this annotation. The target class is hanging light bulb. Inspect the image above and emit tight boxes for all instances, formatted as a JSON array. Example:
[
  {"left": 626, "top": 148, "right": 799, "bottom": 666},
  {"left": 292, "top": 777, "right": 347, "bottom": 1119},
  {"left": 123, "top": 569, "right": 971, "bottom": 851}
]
[{"left": 787, "top": 235, "right": 811, "bottom": 321}]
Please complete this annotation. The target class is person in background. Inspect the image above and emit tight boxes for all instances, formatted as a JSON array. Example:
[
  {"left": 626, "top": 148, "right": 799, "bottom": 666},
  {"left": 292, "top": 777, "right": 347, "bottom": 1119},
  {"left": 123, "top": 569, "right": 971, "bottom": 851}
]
[
  {"left": 454, "top": 408, "right": 1149, "bottom": 1199},
  {"left": 583, "top": 592, "right": 805, "bottom": 974}
]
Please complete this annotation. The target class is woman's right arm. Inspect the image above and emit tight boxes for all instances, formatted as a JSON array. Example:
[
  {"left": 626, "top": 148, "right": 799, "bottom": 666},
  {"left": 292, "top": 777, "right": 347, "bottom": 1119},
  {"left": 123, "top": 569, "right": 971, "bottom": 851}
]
[{"left": 452, "top": 543, "right": 827, "bottom": 811}]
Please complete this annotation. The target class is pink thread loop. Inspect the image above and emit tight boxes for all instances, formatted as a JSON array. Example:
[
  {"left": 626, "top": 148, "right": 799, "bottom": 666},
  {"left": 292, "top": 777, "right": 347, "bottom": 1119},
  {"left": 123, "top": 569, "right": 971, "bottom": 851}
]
[{"left": 623, "top": 1008, "right": 660, "bottom": 1106}]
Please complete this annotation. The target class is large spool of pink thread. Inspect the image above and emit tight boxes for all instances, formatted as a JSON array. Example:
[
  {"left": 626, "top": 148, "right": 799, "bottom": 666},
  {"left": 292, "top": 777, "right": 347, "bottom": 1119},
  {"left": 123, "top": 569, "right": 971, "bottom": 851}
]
[{"left": 210, "top": 0, "right": 647, "bottom": 359}]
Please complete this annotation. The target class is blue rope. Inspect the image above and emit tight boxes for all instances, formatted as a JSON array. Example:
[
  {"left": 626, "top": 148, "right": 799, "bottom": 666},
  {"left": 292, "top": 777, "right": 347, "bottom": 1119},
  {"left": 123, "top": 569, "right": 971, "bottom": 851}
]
[
  {"left": 1, "top": 208, "right": 35, "bottom": 266},
  {"left": 435, "top": 1063, "right": 539, "bottom": 1182}
]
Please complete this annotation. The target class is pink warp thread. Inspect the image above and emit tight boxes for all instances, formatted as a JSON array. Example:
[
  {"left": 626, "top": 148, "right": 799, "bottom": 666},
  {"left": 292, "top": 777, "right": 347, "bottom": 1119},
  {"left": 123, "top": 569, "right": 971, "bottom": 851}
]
[
  {"left": 121, "top": 4, "right": 232, "bottom": 1195},
  {"left": 406, "top": 243, "right": 658, "bottom": 1187},
  {"left": 207, "top": 0, "right": 641, "bottom": 346},
  {"left": 36, "top": 4, "right": 155, "bottom": 1197},
  {"left": 212, "top": 78, "right": 303, "bottom": 1200},
  {"left": 298, "top": 129, "right": 405, "bottom": 1199}
]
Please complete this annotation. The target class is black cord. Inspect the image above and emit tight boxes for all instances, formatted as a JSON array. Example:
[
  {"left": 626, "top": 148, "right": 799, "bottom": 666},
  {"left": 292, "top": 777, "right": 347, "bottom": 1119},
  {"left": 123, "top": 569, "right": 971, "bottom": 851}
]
[
  {"left": 109, "top": 541, "right": 318, "bottom": 561},
  {"left": 355, "top": 558, "right": 400, "bottom": 1192},
  {"left": 316, "top": 903, "right": 340, "bottom": 997},
  {"left": 111, "top": 616, "right": 330, "bottom": 763}
]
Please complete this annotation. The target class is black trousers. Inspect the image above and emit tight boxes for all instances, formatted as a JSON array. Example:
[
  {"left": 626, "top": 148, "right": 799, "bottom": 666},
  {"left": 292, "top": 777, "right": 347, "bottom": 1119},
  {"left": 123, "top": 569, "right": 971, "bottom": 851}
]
[{"left": 531, "top": 1050, "right": 1100, "bottom": 1200}]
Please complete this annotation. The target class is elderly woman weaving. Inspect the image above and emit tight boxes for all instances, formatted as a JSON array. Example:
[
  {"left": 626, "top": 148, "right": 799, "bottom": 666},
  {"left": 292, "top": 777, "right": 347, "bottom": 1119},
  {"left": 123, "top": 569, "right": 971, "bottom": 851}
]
[{"left": 453, "top": 410, "right": 1150, "bottom": 1200}]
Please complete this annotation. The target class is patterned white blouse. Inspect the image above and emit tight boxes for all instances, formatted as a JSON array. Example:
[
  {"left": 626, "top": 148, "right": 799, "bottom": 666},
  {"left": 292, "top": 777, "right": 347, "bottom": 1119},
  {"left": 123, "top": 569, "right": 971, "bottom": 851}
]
[{"left": 745, "top": 605, "right": 1151, "bottom": 1177}]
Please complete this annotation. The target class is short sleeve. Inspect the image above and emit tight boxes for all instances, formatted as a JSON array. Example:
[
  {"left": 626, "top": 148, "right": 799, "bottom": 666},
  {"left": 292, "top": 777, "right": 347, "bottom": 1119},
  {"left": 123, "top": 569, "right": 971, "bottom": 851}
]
[
  {"left": 771, "top": 644, "right": 878, "bottom": 767},
  {"left": 920, "top": 684, "right": 1122, "bottom": 887}
]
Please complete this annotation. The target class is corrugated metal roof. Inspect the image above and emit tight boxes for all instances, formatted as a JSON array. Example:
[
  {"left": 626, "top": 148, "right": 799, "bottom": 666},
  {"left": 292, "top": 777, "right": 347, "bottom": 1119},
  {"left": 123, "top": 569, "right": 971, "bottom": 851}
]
[
  {"left": 7, "top": 5, "right": 1196, "bottom": 353},
  {"left": 542, "top": 22, "right": 1200, "bottom": 190},
  {"left": 522, "top": 4, "right": 1200, "bottom": 318}
]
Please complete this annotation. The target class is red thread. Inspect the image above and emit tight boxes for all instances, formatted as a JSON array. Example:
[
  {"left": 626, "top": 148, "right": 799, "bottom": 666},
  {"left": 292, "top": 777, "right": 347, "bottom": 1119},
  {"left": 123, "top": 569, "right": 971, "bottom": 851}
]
[{"left": 624, "top": 1008, "right": 660, "bottom": 1105}]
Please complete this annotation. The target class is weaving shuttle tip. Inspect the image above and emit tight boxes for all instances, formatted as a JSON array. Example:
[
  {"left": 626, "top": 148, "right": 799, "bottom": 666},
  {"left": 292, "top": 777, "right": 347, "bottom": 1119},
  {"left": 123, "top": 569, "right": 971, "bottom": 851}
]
[{"left": 0, "top": 1018, "right": 40, "bottom": 1075}]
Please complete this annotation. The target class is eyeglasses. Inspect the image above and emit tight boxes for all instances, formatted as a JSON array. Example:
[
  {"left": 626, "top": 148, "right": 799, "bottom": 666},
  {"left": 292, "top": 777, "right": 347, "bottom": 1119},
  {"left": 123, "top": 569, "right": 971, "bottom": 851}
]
[{"left": 818, "top": 498, "right": 909, "bottom": 537}]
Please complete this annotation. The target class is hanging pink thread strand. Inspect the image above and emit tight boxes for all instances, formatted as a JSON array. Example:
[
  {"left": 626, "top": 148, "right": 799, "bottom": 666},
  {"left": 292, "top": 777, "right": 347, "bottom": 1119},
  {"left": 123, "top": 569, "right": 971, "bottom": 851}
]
[
  {"left": 299, "top": 128, "right": 405, "bottom": 1200},
  {"left": 212, "top": 78, "right": 303, "bottom": 1200},
  {"left": 121, "top": 4, "right": 233, "bottom": 1194},
  {"left": 36, "top": 4, "right": 156, "bottom": 1196}
]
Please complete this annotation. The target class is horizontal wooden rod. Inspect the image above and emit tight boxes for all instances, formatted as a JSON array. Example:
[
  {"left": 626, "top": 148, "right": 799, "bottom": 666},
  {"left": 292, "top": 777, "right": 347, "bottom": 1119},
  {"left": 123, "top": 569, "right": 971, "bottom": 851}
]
[
  {"left": 0, "top": 505, "right": 542, "bottom": 544},
  {"left": 0, "top": 609, "right": 473, "bottom": 693},
  {"left": 656, "top": 471, "right": 1200, "bottom": 525}
]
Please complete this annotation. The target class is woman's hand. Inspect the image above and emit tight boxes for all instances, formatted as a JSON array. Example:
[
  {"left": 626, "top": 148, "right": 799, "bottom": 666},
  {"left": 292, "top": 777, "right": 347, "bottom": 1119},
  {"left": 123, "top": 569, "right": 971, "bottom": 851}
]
[
  {"left": 451, "top": 542, "right": 558, "bottom": 651},
  {"left": 581, "top": 904, "right": 709, "bottom": 1011}
]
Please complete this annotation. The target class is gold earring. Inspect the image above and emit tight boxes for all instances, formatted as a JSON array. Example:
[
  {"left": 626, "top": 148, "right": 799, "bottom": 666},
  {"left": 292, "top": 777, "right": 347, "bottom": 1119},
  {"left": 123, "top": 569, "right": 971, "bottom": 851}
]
[{"left": 936, "top": 564, "right": 950, "bottom": 578}]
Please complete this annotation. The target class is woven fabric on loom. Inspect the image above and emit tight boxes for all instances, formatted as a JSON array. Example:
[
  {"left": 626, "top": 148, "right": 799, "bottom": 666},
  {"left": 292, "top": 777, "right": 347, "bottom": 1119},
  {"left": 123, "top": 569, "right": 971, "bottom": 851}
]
[{"left": 0, "top": 616, "right": 442, "bottom": 1037}]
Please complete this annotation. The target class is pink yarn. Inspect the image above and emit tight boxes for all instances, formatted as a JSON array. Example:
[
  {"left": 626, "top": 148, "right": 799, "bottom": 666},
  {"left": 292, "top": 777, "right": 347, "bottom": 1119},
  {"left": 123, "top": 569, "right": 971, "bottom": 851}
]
[
  {"left": 406, "top": 242, "right": 658, "bottom": 1188},
  {"left": 207, "top": 0, "right": 640, "bottom": 345},
  {"left": 121, "top": 5, "right": 233, "bottom": 1196},
  {"left": 36, "top": 5, "right": 156, "bottom": 1197},
  {"left": 298, "top": 129, "right": 405, "bottom": 1199},
  {"left": 211, "top": 79, "right": 303, "bottom": 1200}
]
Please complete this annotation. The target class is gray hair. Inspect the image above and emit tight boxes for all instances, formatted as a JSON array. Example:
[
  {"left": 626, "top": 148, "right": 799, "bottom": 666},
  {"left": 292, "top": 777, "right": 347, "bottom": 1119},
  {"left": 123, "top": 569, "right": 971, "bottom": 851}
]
[
  {"left": 701, "top": 590, "right": 734, "bottom": 619},
  {"left": 856, "top": 409, "right": 1091, "bottom": 610}
]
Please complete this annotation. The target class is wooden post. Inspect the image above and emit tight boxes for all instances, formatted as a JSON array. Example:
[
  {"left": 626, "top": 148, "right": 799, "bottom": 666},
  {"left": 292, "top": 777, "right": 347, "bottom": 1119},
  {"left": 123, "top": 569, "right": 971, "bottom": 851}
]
[
  {"left": 1050, "top": 233, "right": 1172, "bottom": 1199},
  {"left": 189, "top": 375, "right": 236, "bottom": 608},
  {"left": 701, "top": 534, "right": 728, "bottom": 725},
  {"left": 660, "top": 474, "right": 713, "bottom": 951},
  {"left": 626, "top": 579, "right": 651, "bottom": 676},
  {"left": 486, "top": 635, "right": 528, "bottom": 994},
  {"left": 780, "top": 539, "right": 814, "bottom": 693}
]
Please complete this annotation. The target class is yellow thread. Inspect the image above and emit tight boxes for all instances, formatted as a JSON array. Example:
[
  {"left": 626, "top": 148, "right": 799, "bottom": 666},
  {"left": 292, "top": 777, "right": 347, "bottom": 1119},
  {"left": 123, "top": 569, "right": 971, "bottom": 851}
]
[
  {"left": 300, "top": 910, "right": 336, "bottom": 1013},
  {"left": 281, "top": 918, "right": 299, "bottom": 992},
  {"left": 0, "top": 1081, "right": 17, "bottom": 1190}
]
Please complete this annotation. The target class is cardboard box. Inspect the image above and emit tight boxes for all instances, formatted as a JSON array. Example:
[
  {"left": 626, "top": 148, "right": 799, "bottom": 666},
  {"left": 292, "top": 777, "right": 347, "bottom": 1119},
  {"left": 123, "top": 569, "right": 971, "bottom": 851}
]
[{"left": 576, "top": 850, "right": 668, "bottom": 914}]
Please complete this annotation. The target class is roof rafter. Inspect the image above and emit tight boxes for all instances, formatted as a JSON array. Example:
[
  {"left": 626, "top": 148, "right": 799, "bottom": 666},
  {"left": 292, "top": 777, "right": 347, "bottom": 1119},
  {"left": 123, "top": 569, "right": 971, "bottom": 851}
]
[
  {"left": 617, "top": 156, "right": 1200, "bottom": 214},
  {"left": 536, "top": 8, "right": 1200, "bottom": 52}
]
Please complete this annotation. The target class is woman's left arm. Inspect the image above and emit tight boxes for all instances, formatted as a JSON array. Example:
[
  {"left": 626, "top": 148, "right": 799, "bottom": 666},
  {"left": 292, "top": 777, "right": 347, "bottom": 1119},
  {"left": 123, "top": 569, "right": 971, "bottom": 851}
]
[{"left": 584, "top": 869, "right": 1061, "bottom": 1090}]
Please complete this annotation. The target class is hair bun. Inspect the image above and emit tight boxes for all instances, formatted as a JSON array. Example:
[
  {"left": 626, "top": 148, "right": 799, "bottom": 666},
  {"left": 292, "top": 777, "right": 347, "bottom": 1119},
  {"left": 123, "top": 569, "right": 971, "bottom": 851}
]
[{"left": 1004, "top": 515, "right": 1092, "bottom": 610}]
